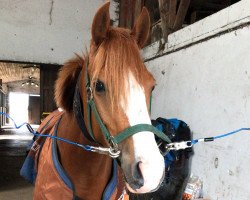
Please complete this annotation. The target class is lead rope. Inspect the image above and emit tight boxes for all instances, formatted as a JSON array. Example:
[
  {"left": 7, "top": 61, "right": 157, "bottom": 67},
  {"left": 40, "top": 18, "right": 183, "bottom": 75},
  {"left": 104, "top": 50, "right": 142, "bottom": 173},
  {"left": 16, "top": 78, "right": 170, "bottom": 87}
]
[
  {"left": 0, "top": 112, "right": 249, "bottom": 153},
  {"left": 0, "top": 112, "right": 120, "bottom": 158}
]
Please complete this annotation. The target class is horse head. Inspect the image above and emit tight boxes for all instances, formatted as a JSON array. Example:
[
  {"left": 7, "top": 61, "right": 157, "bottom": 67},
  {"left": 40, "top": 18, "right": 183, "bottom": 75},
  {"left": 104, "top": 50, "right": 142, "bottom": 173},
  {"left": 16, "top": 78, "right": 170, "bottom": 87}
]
[
  {"left": 55, "top": 2, "right": 165, "bottom": 194},
  {"left": 88, "top": 2, "right": 165, "bottom": 193}
]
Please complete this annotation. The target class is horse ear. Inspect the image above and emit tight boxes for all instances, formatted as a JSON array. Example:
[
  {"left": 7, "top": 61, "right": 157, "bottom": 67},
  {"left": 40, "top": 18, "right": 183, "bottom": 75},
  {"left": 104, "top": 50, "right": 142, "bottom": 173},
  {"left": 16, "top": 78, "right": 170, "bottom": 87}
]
[
  {"left": 91, "top": 2, "right": 110, "bottom": 46},
  {"left": 54, "top": 56, "right": 83, "bottom": 112},
  {"left": 131, "top": 7, "right": 150, "bottom": 49}
]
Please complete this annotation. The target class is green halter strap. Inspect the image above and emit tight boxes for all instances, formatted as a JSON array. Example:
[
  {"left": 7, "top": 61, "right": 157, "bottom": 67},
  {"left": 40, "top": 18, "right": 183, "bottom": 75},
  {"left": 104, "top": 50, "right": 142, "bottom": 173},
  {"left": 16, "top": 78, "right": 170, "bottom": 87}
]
[{"left": 85, "top": 60, "right": 172, "bottom": 146}]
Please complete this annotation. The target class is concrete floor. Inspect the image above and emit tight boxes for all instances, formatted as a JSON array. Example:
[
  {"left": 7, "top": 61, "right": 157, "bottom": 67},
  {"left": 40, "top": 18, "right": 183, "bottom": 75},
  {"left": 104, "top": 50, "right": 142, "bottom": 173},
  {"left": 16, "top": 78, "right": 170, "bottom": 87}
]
[{"left": 0, "top": 126, "right": 34, "bottom": 200}]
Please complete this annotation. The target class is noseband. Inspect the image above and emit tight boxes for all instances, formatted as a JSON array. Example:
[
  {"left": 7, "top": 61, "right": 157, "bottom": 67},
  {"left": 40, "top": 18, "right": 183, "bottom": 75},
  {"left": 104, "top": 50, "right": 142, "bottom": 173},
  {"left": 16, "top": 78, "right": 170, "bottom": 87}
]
[{"left": 73, "top": 59, "right": 171, "bottom": 158}]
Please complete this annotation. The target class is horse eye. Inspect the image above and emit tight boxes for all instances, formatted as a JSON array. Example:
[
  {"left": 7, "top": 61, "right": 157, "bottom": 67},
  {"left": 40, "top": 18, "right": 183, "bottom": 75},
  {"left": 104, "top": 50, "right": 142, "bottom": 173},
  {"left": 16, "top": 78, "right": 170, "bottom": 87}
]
[
  {"left": 151, "top": 85, "right": 155, "bottom": 92},
  {"left": 95, "top": 80, "right": 105, "bottom": 92}
]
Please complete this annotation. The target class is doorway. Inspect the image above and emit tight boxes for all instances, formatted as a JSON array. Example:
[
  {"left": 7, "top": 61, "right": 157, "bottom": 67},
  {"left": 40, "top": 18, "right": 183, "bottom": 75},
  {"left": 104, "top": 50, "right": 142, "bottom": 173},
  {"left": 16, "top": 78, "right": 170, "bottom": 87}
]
[{"left": 9, "top": 92, "right": 29, "bottom": 125}]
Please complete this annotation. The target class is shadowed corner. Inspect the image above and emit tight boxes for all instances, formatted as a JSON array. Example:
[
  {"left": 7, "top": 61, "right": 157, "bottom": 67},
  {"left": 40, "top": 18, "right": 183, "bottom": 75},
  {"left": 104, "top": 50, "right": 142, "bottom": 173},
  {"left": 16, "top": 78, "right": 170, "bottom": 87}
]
[{"left": 0, "top": 128, "right": 34, "bottom": 200}]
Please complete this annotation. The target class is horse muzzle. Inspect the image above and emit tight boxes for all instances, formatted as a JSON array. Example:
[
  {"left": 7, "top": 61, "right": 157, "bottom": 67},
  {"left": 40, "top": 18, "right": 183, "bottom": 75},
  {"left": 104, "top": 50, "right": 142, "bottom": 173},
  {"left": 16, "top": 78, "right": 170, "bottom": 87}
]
[
  {"left": 120, "top": 131, "right": 165, "bottom": 194},
  {"left": 122, "top": 155, "right": 165, "bottom": 193}
]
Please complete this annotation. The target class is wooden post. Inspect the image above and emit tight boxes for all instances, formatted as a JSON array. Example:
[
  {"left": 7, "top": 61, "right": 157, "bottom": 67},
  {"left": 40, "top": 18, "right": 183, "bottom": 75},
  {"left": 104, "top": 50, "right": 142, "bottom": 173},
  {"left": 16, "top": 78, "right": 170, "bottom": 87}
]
[
  {"left": 190, "top": 11, "right": 197, "bottom": 24},
  {"left": 169, "top": 0, "right": 177, "bottom": 28},
  {"left": 134, "top": 0, "right": 142, "bottom": 24},
  {"left": 119, "top": 0, "right": 136, "bottom": 29},
  {"left": 119, "top": 0, "right": 129, "bottom": 28},
  {"left": 158, "top": 0, "right": 170, "bottom": 42},
  {"left": 157, "top": 0, "right": 190, "bottom": 43},
  {"left": 173, "top": 0, "right": 190, "bottom": 30}
]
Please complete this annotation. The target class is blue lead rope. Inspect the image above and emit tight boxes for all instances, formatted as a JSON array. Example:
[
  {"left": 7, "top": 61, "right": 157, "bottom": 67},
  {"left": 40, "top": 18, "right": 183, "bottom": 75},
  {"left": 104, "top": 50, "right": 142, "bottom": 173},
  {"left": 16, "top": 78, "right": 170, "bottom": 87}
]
[
  {"left": 0, "top": 112, "right": 249, "bottom": 151},
  {"left": 191, "top": 127, "right": 250, "bottom": 145},
  {"left": 0, "top": 112, "right": 93, "bottom": 151},
  {"left": 30, "top": 130, "right": 93, "bottom": 151},
  {"left": 0, "top": 112, "right": 28, "bottom": 129}
]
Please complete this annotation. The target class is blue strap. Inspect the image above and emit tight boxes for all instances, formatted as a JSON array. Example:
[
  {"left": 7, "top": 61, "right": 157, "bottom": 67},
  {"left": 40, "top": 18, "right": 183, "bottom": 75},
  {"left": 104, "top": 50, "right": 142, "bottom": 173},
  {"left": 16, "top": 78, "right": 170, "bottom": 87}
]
[
  {"left": 102, "top": 160, "right": 118, "bottom": 200},
  {"left": 191, "top": 127, "right": 250, "bottom": 145},
  {"left": 52, "top": 116, "right": 75, "bottom": 190}
]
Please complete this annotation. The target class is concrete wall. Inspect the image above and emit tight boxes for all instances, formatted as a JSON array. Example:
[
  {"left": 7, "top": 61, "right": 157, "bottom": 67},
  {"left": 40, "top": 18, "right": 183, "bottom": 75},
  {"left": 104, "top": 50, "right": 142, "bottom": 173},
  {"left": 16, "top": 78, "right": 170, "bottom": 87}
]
[
  {"left": 0, "top": 0, "right": 119, "bottom": 65},
  {"left": 143, "top": 1, "right": 250, "bottom": 199}
]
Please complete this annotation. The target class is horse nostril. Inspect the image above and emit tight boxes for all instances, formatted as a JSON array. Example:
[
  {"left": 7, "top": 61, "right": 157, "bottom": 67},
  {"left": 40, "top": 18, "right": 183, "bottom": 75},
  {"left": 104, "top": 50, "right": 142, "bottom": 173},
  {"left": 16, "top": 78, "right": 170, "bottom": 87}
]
[{"left": 132, "top": 161, "right": 144, "bottom": 189}]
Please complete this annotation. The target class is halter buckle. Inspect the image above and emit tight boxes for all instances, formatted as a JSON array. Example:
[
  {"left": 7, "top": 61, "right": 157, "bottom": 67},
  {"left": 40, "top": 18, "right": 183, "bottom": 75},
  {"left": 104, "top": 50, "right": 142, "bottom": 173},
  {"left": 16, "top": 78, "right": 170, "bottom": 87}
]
[
  {"left": 108, "top": 147, "right": 121, "bottom": 158},
  {"left": 109, "top": 136, "right": 119, "bottom": 150},
  {"left": 108, "top": 136, "right": 120, "bottom": 158}
]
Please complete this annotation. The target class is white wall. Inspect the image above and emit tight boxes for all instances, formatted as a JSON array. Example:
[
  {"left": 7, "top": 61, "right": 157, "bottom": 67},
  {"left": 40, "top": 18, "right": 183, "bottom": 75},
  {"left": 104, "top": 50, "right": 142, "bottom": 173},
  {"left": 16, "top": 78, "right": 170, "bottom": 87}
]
[
  {"left": 143, "top": 1, "right": 250, "bottom": 200},
  {"left": 0, "top": 0, "right": 117, "bottom": 65}
]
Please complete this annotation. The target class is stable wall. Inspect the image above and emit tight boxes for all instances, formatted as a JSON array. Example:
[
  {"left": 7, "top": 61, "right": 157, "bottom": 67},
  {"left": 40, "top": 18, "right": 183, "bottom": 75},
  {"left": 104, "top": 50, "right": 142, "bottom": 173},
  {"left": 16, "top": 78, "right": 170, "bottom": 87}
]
[
  {"left": 0, "top": 0, "right": 118, "bottom": 65},
  {"left": 143, "top": 1, "right": 250, "bottom": 199}
]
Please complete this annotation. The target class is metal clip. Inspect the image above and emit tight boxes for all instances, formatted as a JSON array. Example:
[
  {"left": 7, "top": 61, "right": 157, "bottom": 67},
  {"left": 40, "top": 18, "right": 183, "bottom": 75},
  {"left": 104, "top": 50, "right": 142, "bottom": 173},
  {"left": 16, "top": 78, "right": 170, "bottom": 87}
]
[
  {"left": 166, "top": 141, "right": 193, "bottom": 151},
  {"left": 90, "top": 146, "right": 120, "bottom": 158},
  {"left": 108, "top": 147, "right": 121, "bottom": 158}
]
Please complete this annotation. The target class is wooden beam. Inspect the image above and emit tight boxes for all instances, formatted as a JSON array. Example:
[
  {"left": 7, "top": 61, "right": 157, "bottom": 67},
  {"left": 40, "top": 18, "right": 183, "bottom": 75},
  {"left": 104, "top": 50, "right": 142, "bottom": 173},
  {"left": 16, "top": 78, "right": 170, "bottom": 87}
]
[
  {"left": 119, "top": 0, "right": 137, "bottom": 29},
  {"left": 130, "top": 0, "right": 136, "bottom": 28},
  {"left": 190, "top": 11, "right": 197, "bottom": 24},
  {"left": 169, "top": 0, "right": 177, "bottom": 28},
  {"left": 158, "top": 0, "right": 170, "bottom": 42},
  {"left": 173, "top": 0, "right": 190, "bottom": 30},
  {"left": 119, "top": 0, "right": 129, "bottom": 28},
  {"left": 134, "top": 0, "right": 142, "bottom": 24}
]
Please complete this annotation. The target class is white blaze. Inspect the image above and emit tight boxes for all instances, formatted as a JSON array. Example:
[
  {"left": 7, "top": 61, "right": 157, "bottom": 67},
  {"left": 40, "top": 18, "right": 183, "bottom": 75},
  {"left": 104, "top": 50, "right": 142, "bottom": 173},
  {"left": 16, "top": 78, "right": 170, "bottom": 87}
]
[{"left": 121, "top": 71, "right": 164, "bottom": 193}]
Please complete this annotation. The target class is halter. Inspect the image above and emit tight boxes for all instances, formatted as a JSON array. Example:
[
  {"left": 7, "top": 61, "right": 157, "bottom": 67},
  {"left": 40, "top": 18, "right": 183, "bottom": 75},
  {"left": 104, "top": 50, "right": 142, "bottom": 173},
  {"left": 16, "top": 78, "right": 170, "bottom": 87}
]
[{"left": 73, "top": 59, "right": 172, "bottom": 158}]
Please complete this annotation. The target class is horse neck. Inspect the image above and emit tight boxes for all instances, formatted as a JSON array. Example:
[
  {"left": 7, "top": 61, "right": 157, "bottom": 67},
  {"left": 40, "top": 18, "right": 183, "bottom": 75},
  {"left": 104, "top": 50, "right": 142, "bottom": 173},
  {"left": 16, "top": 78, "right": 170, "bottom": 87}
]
[{"left": 56, "top": 112, "right": 113, "bottom": 199}]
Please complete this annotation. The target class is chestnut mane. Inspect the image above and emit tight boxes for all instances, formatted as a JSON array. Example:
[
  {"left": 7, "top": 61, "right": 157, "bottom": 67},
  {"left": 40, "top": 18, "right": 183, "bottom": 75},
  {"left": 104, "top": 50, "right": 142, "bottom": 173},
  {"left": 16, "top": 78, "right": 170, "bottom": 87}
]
[{"left": 54, "top": 55, "right": 84, "bottom": 112}]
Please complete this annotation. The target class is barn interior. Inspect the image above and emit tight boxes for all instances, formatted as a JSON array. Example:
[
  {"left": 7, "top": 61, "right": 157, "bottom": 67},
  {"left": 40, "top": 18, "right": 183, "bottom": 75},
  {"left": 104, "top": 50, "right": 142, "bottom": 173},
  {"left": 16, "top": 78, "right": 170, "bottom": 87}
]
[
  {"left": 0, "top": 62, "right": 60, "bottom": 199},
  {"left": 0, "top": 0, "right": 246, "bottom": 199},
  {"left": 0, "top": 62, "right": 39, "bottom": 199}
]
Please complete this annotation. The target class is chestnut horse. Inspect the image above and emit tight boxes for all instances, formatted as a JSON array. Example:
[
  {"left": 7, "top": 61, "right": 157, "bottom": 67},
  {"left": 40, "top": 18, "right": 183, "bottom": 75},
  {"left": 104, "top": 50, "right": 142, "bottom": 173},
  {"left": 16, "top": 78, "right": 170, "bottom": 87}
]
[{"left": 33, "top": 2, "right": 167, "bottom": 200}]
